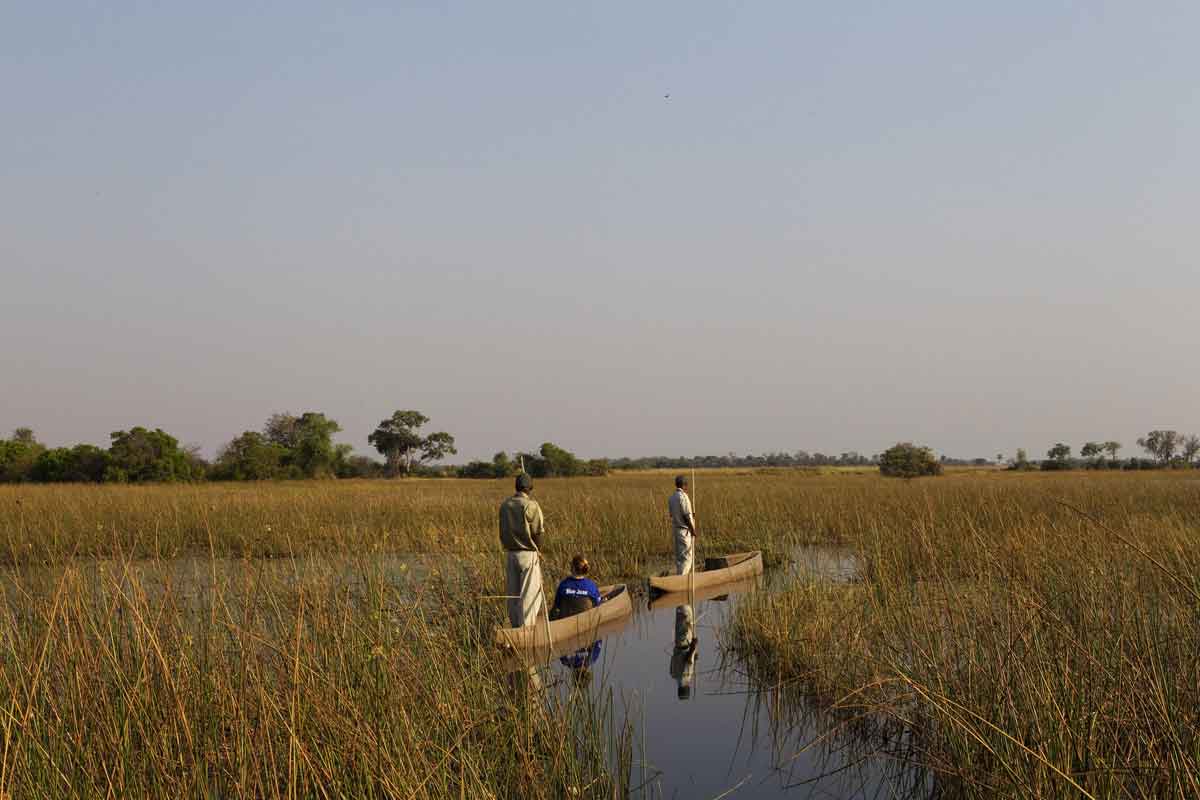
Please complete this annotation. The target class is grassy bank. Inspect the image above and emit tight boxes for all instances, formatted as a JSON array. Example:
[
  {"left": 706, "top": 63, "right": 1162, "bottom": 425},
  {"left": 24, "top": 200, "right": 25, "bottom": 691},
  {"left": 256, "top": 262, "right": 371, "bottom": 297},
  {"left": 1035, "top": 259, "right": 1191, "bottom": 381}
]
[{"left": 726, "top": 471, "right": 1200, "bottom": 798}]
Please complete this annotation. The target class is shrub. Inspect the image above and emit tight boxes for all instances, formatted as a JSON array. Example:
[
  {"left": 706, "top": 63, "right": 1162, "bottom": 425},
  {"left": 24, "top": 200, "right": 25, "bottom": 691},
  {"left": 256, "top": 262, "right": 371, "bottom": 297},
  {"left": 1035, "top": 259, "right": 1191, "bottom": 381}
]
[{"left": 879, "top": 443, "right": 943, "bottom": 478}]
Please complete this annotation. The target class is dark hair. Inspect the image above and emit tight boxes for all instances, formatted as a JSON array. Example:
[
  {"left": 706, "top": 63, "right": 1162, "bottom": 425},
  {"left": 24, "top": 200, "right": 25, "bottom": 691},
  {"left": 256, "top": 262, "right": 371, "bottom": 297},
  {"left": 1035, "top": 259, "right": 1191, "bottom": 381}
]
[
  {"left": 675, "top": 474, "right": 688, "bottom": 489},
  {"left": 570, "top": 554, "right": 589, "bottom": 575},
  {"left": 515, "top": 473, "right": 533, "bottom": 492}
]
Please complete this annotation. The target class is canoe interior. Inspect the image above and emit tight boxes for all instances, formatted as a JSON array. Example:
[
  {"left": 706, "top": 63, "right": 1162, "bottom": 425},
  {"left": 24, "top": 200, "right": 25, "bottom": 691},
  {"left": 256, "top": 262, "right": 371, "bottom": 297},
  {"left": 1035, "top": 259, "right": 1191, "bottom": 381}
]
[
  {"left": 654, "top": 551, "right": 760, "bottom": 579},
  {"left": 601, "top": 584, "right": 625, "bottom": 602},
  {"left": 701, "top": 551, "right": 757, "bottom": 571}
]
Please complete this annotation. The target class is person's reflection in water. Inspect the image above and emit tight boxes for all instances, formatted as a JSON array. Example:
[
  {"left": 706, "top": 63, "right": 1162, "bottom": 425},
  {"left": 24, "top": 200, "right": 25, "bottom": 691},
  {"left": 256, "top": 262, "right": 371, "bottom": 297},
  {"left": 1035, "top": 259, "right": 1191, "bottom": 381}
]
[
  {"left": 561, "top": 640, "right": 601, "bottom": 687},
  {"left": 670, "top": 604, "right": 699, "bottom": 700}
]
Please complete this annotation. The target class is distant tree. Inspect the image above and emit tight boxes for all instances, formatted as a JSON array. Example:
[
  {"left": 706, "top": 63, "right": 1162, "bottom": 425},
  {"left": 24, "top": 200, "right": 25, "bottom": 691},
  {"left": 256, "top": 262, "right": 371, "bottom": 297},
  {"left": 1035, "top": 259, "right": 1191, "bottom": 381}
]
[
  {"left": 264, "top": 413, "right": 302, "bottom": 450},
  {"left": 368, "top": 411, "right": 457, "bottom": 477},
  {"left": 289, "top": 413, "right": 344, "bottom": 478},
  {"left": 1047, "top": 443, "right": 1071, "bottom": 461},
  {"left": 492, "top": 451, "right": 514, "bottom": 478},
  {"left": 336, "top": 454, "right": 384, "bottom": 479},
  {"left": 183, "top": 443, "right": 209, "bottom": 478},
  {"left": 1007, "top": 448, "right": 1035, "bottom": 471},
  {"left": 458, "top": 460, "right": 496, "bottom": 478},
  {"left": 878, "top": 443, "right": 942, "bottom": 478},
  {"left": 1042, "top": 443, "right": 1072, "bottom": 471},
  {"left": 30, "top": 444, "right": 110, "bottom": 483},
  {"left": 213, "top": 432, "right": 289, "bottom": 480},
  {"left": 1136, "top": 430, "right": 1180, "bottom": 465},
  {"left": 1182, "top": 435, "right": 1200, "bottom": 467},
  {"left": 584, "top": 458, "right": 610, "bottom": 476},
  {"left": 106, "top": 427, "right": 203, "bottom": 483},
  {"left": 539, "top": 442, "right": 583, "bottom": 477},
  {"left": 0, "top": 429, "right": 44, "bottom": 482},
  {"left": 1080, "top": 442, "right": 1104, "bottom": 467},
  {"left": 422, "top": 432, "right": 457, "bottom": 464},
  {"left": 1103, "top": 441, "right": 1122, "bottom": 464}
]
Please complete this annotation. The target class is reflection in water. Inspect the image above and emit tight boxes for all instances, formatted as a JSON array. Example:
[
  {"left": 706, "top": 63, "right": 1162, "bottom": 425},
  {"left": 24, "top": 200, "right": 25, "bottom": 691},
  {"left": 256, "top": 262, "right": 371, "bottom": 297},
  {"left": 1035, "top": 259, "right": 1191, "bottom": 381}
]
[
  {"left": 669, "top": 605, "right": 698, "bottom": 700},
  {"left": 561, "top": 640, "right": 601, "bottom": 687}
]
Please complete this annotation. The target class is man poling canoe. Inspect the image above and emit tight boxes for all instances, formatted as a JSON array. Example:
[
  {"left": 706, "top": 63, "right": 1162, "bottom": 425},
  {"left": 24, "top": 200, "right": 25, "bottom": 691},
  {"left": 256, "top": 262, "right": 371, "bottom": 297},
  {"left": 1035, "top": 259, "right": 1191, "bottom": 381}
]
[
  {"left": 668, "top": 474, "right": 697, "bottom": 576},
  {"left": 499, "top": 473, "right": 546, "bottom": 628}
]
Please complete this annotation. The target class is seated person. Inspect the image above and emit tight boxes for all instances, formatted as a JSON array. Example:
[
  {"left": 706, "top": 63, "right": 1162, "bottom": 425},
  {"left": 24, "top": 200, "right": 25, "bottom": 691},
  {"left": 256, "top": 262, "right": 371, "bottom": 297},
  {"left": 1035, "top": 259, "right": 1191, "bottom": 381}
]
[{"left": 550, "top": 555, "right": 602, "bottom": 620}]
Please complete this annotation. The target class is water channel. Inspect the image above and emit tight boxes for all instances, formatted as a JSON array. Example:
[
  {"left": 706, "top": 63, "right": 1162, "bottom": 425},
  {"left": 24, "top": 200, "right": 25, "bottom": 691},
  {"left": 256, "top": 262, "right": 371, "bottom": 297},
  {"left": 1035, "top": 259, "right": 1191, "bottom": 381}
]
[{"left": 513, "top": 550, "right": 933, "bottom": 799}]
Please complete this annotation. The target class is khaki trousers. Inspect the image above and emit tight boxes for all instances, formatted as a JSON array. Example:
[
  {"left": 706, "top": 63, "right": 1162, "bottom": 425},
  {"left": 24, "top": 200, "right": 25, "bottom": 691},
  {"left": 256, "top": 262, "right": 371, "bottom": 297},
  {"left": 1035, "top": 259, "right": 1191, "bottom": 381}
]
[
  {"left": 673, "top": 528, "right": 693, "bottom": 575},
  {"left": 505, "top": 550, "right": 544, "bottom": 628}
]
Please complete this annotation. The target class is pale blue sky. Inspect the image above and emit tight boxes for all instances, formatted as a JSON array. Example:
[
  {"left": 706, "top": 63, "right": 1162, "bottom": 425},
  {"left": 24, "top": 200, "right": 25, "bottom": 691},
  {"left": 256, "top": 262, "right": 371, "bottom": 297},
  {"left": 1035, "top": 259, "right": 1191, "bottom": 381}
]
[{"left": 3, "top": 2, "right": 1198, "bottom": 462}]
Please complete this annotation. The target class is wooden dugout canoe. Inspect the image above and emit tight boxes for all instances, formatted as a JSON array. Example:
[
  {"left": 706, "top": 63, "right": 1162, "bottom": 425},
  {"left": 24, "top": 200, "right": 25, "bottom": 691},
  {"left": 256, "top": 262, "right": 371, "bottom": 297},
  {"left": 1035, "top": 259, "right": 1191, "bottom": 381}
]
[
  {"left": 648, "top": 551, "right": 763, "bottom": 594},
  {"left": 496, "top": 614, "right": 632, "bottom": 673},
  {"left": 494, "top": 584, "right": 633, "bottom": 651},
  {"left": 647, "top": 574, "right": 760, "bottom": 611}
]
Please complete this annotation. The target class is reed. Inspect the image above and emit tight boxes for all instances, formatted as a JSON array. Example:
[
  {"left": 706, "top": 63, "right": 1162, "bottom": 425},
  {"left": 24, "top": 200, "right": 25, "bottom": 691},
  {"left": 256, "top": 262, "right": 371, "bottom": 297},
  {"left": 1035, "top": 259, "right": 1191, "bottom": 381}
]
[
  {"left": 4, "top": 469, "right": 1200, "bottom": 796},
  {"left": 0, "top": 547, "right": 631, "bottom": 799},
  {"left": 726, "top": 470, "right": 1200, "bottom": 798},
  {"left": 0, "top": 470, "right": 863, "bottom": 576}
]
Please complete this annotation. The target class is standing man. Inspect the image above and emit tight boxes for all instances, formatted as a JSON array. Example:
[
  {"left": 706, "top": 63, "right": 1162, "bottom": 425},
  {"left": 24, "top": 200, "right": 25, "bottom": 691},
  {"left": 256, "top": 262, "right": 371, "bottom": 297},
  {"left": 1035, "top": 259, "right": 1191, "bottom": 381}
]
[
  {"left": 499, "top": 473, "right": 546, "bottom": 627},
  {"left": 668, "top": 474, "right": 697, "bottom": 575}
]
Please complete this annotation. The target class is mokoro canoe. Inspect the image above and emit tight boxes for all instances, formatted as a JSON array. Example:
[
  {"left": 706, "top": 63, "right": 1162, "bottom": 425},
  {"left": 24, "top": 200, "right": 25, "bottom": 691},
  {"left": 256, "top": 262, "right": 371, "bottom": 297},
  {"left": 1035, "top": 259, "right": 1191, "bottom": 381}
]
[
  {"left": 647, "top": 574, "right": 759, "bottom": 610},
  {"left": 494, "top": 584, "right": 633, "bottom": 651},
  {"left": 496, "top": 614, "right": 633, "bottom": 672},
  {"left": 648, "top": 551, "right": 763, "bottom": 594}
]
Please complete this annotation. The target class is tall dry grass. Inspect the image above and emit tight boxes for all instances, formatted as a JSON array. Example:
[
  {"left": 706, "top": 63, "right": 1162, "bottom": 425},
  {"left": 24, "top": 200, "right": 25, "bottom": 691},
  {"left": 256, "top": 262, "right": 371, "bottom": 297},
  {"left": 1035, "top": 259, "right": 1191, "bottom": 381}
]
[
  {"left": 5, "top": 469, "right": 1200, "bottom": 797},
  {"left": 726, "top": 470, "right": 1200, "bottom": 798},
  {"left": 0, "top": 548, "right": 633, "bottom": 799},
  {"left": 0, "top": 470, "right": 875, "bottom": 577}
]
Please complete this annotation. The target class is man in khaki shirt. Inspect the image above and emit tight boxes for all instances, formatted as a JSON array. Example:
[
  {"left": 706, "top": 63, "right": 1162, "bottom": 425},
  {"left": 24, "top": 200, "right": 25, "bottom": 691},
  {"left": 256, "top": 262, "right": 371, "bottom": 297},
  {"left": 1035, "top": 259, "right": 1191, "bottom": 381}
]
[
  {"left": 499, "top": 473, "right": 546, "bottom": 627},
  {"left": 668, "top": 474, "right": 697, "bottom": 574}
]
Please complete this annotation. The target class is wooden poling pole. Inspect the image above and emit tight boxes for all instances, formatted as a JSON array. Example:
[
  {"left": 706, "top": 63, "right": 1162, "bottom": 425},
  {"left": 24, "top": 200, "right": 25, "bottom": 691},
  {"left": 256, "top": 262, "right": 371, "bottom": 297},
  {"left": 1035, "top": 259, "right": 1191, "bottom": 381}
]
[
  {"left": 532, "top": 546, "right": 554, "bottom": 661},
  {"left": 690, "top": 468, "right": 697, "bottom": 700},
  {"left": 689, "top": 468, "right": 696, "bottom": 606}
]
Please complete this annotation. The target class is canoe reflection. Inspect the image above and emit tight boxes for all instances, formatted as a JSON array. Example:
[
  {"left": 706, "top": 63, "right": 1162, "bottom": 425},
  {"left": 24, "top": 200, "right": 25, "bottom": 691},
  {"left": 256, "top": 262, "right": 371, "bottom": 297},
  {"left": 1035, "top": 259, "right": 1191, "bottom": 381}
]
[
  {"left": 670, "top": 604, "right": 698, "bottom": 700},
  {"left": 497, "top": 614, "right": 631, "bottom": 674},
  {"left": 647, "top": 575, "right": 759, "bottom": 611}
]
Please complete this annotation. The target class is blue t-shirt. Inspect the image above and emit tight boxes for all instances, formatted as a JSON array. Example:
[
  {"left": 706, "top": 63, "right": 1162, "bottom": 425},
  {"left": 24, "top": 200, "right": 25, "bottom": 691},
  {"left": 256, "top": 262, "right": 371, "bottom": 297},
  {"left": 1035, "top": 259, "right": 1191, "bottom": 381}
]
[{"left": 554, "top": 576, "right": 602, "bottom": 611}]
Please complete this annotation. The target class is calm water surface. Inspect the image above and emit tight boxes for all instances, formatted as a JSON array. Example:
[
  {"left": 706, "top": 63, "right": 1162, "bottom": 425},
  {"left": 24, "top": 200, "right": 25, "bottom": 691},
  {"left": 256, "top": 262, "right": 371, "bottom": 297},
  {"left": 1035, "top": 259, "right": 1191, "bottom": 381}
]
[{"left": 524, "top": 552, "right": 931, "bottom": 800}]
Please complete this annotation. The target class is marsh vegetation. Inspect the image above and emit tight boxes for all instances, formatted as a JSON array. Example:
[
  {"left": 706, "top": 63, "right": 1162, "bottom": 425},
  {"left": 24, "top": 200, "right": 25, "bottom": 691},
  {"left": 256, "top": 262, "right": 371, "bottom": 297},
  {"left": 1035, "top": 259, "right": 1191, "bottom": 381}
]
[{"left": 0, "top": 469, "right": 1196, "bottom": 797}]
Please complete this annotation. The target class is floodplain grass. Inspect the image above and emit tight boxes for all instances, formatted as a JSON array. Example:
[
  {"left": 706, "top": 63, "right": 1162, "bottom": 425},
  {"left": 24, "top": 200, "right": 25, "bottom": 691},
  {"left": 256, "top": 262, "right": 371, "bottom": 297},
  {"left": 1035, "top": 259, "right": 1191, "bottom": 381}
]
[
  {"left": 0, "top": 547, "right": 634, "bottom": 799},
  {"left": 0, "top": 471, "right": 873, "bottom": 577},
  {"left": 2, "top": 470, "right": 1200, "bottom": 797},
  {"left": 726, "top": 469, "right": 1200, "bottom": 798}
]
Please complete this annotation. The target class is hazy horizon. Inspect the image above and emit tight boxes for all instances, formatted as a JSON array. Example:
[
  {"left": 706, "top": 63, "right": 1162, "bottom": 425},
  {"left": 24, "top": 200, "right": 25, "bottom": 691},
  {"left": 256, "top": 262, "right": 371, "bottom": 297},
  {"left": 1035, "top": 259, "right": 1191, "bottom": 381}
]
[{"left": 5, "top": 3, "right": 1198, "bottom": 463}]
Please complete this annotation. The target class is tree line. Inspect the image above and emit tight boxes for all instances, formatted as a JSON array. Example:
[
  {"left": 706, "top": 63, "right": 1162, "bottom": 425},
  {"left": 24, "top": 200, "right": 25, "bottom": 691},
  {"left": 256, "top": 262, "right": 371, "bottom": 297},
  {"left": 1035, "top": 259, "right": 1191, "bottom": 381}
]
[
  {"left": 0, "top": 410, "right": 615, "bottom": 484},
  {"left": 1007, "top": 430, "right": 1200, "bottom": 471},
  {"left": 0, "top": 410, "right": 451, "bottom": 484},
  {"left": 6, "top": 412, "right": 1196, "bottom": 484}
]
